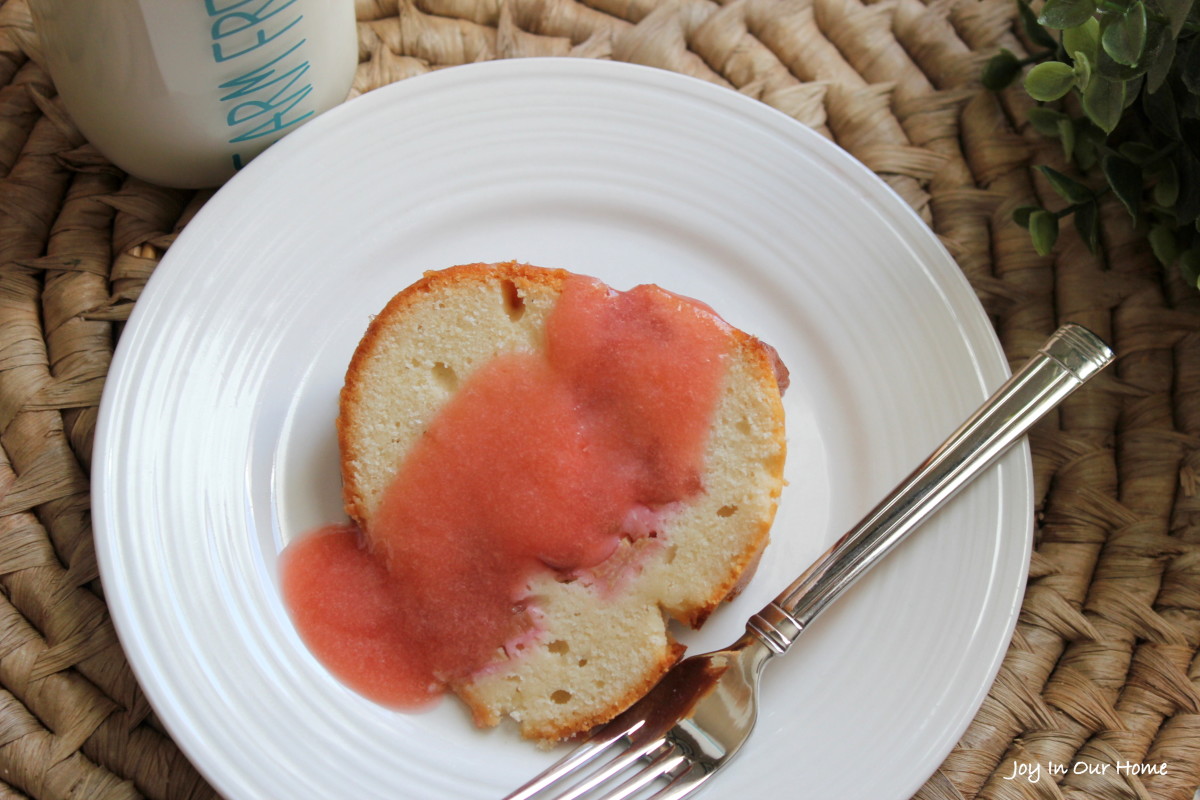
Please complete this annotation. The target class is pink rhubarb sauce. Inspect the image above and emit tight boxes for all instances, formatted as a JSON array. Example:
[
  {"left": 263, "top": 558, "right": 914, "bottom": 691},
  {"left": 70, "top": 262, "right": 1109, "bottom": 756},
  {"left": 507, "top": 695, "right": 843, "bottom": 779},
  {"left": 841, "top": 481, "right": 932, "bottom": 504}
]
[{"left": 281, "top": 275, "right": 731, "bottom": 708}]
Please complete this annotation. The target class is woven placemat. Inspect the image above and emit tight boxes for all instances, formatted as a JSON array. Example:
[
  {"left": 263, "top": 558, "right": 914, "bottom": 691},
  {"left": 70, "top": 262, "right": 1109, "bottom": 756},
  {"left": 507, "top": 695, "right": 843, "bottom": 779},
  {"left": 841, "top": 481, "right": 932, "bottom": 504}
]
[{"left": 1, "top": 0, "right": 1198, "bottom": 797}]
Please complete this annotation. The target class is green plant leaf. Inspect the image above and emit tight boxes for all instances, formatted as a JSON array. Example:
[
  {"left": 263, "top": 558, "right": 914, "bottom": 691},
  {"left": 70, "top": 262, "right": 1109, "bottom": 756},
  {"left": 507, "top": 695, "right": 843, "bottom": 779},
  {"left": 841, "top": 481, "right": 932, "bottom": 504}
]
[
  {"left": 1018, "top": 0, "right": 1059, "bottom": 48},
  {"left": 1118, "top": 142, "right": 1157, "bottom": 163},
  {"left": 1029, "top": 210, "right": 1060, "bottom": 254},
  {"left": 1095, "top": 37, "right": 1150, "bottom": 79},
  {"left": 1074, "top": 49, "right": 1094, "bottom": 88},
  {"left": 1026, "top": 61, "right": 1079, "bottom": 99},
  {"left": 1159, "top": 0, "right": 1196, "bottom": 38},
  {"left": 1101, "top": 1, "right": 1148, "bottom": 66},
  {"left": 1073, "top": 122, "right": 1100, "bottom": 169},
  {"left": 1182, "top": 34, "right": 1200, "bottom": 93},
  {"left": 1144, "top": 24, "right": 1177, "bottom": 93},
  {"left": 1150, "top": 223, "right": 1181, "bottom": 265},
  {"left": 1074, "top": 200, "right": 1101, "bottom": 250},
  {"left": 983, "top": 49, "right": 1023, "bottom": 89},
  {"left": 1102, "top": 154, "right": 1143, "bottom": 217},
  {"left": 1058, "top": 117, "right": 1077, "bottom": 160},
  {"left": 1037, "top": 165, "right": 1097, "bottom": 202},
  {"left": 1040, "top": 0, "right": 1097, "bottom": 28},
  {"left": 1013, "top": 205, "right": 1044, "bottom": 228},
  {"left": 1182, "top": 248, "right": 1200, "bottom": 287},
  {"left": 1124, "top": 74, "right": 1144, "bottom": 108},
  {"left": 1154, "top": 160, "right": 1180, "bottom": 206},
  {"left": 1028, "top": 106, "right": 1072, "bottom": 135},
  {"left": 1082, "top": 74, "right": 1127, "bottom": 132},
  {"left": 1063, "top": 17, "right": 1101, "bottom": 63}
]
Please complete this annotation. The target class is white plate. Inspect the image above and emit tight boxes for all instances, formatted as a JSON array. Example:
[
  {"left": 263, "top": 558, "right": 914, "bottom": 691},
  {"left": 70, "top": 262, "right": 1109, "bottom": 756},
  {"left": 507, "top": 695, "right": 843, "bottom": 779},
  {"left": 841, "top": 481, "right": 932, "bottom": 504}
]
[{"left": 93, "top": 58, "right": 1031, "bottom": 800}]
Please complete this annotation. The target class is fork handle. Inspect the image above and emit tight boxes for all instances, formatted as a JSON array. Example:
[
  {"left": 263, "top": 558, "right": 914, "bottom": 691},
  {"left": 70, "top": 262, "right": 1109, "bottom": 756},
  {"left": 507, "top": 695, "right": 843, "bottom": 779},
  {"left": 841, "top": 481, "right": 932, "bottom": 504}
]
[{"left": 747, "top": 324, "right": 1114, "bottom": 655}]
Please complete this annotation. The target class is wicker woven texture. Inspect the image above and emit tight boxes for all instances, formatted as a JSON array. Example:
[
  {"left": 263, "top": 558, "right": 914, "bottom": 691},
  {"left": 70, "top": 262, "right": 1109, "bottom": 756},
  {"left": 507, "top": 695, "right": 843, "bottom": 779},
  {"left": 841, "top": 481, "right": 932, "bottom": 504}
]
[{"left": 0, "top": 0, "right": 1198, "bottom": 797}]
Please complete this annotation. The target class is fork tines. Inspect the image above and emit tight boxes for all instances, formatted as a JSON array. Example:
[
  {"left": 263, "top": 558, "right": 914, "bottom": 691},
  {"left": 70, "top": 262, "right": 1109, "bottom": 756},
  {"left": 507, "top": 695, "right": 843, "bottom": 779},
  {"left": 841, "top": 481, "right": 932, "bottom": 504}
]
[{"left": 504, "top": 720, "right": 709, "bottom": 800}]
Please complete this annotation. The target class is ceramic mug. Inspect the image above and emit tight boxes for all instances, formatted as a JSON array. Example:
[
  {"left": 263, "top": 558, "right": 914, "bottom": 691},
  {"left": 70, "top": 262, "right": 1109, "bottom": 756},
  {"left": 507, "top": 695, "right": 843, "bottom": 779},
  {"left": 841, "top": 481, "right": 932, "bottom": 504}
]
[{"left": 29, "top": 0, "right": 358, "bottom": 188}]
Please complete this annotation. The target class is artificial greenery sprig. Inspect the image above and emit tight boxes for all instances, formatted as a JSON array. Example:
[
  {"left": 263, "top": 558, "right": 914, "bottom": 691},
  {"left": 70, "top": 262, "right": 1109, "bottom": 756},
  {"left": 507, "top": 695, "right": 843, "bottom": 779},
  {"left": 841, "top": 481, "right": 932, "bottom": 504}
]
[{"left": 983, "top": 0, "right": 1200, "bottom": 286}]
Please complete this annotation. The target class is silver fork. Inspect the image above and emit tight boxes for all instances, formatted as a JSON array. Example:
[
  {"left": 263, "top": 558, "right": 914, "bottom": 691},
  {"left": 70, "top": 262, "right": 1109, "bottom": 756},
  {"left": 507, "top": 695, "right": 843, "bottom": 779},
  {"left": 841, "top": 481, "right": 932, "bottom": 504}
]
[{"left": 503, "top": 323, "right": 1115, "bottom": 800}]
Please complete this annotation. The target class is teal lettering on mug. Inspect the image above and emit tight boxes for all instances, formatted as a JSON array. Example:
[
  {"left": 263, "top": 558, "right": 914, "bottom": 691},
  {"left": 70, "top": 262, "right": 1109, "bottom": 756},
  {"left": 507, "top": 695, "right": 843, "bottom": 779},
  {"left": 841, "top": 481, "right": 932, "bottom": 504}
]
[
  {"left": 219, "top": 41, "right": 308, "bottom": 101},
  {"left": 227, "top": 79, "right": 311, "bottom": 125},
  {"left": 211, "top": 0, "right": 300, "bottom": 37},
  {"left": 205, "top": 0, "right": 255, "bottom": 14},
  {"left": 227, "top": 87, "right": 314, "bottom": 143},
  {"left": 211, "top": 8, "right": 302, "bottom": 61},
  {"left": 209, "top": 4, "right": 318, "bottom": 169}
]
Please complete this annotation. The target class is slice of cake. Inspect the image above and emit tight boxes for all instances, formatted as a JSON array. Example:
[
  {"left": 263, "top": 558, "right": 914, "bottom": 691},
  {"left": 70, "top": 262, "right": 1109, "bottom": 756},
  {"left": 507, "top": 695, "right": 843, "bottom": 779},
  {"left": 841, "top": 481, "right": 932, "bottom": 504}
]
[{"left": 288, "top": 261, "right": 787, "bottom": 743}]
